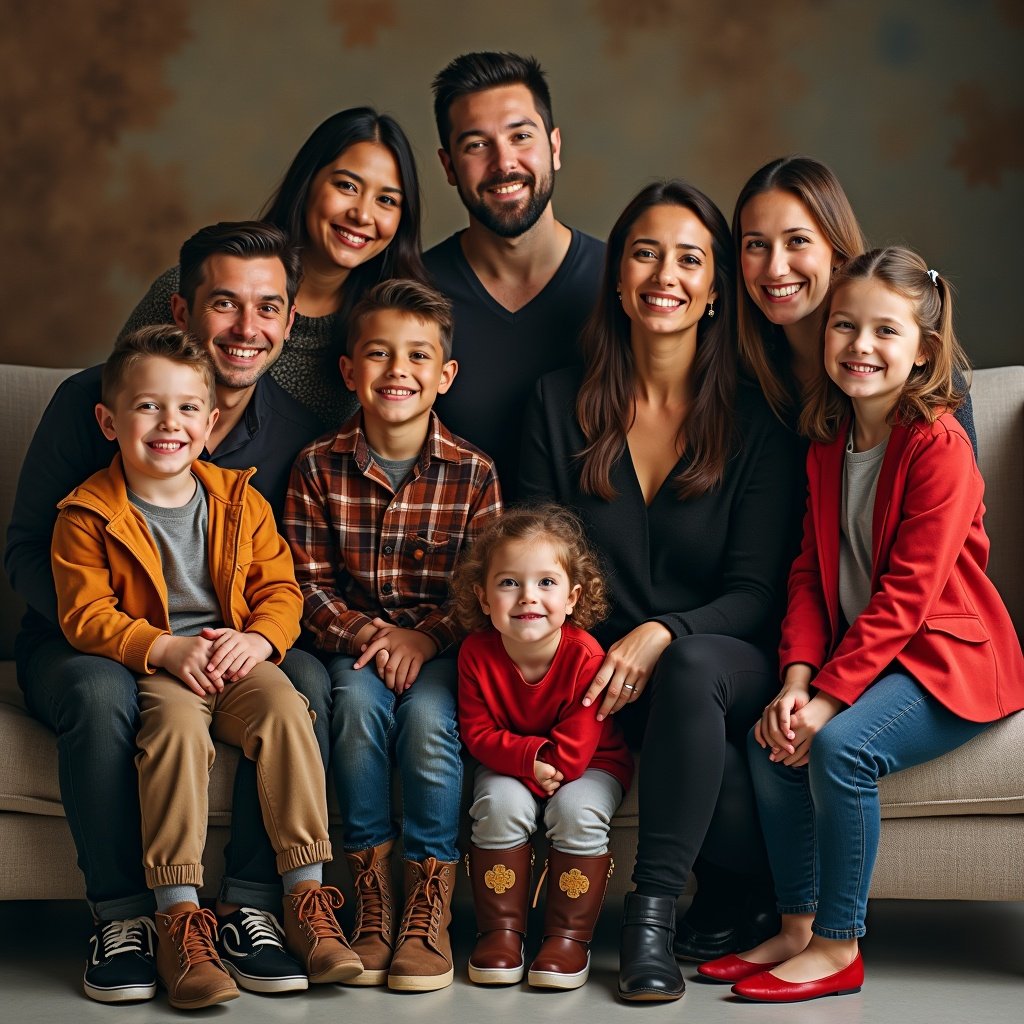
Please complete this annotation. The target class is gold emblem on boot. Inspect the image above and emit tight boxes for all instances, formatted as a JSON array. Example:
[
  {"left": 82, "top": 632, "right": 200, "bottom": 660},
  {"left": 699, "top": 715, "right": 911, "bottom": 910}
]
[
  {"left": 484, "top": 864, "right": 516, "bottom": 894},
  {"left": 558, "top": 868, "right": 590, "bottom": 899}
]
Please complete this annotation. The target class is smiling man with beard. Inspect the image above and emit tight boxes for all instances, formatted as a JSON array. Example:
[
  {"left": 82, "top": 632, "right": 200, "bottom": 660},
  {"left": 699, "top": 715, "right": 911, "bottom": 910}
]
[{"left": 425, "top": 52, "right": 604, "bottom": 494}]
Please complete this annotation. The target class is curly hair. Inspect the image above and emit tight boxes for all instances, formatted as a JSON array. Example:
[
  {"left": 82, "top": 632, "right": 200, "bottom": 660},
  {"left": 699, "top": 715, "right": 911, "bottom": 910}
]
[{"left": 452, "top": 504, "right": 609, "bottom": 633}]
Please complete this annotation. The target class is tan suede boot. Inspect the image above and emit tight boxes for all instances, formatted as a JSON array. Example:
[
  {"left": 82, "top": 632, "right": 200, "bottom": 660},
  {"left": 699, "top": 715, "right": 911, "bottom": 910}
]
[
  {"left": 528, "top": 850, "right": 614, "bottom": 990},
  {"left": 466, "top": 842, "right": 533, "bottom": 985},
  {"left": 387, "top": 857, "right": 457, "bottom": 992},
  {"left": 282, "top": 881, "right": 363, "bottom": 984},
  {"left": 344, "top": 840, "right": 395, "bottom": 985},
  {"left": 155, "top": 903, "right": 239, "bottom": 1010}
]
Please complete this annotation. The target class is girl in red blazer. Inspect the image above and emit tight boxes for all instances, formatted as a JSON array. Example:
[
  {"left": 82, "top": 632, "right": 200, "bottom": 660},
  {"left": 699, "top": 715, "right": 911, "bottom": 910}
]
[
  {"left": 701, "top": 247, "right": 1024, "bottom": 1001},
  {"left": 453, "top": 505, "right": 633, "bottom": 992}
]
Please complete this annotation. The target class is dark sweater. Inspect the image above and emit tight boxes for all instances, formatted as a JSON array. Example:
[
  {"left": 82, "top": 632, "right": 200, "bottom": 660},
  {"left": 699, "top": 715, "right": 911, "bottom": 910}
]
[{"left": 519, "top": 368, "right": 801, "bottom": 651}]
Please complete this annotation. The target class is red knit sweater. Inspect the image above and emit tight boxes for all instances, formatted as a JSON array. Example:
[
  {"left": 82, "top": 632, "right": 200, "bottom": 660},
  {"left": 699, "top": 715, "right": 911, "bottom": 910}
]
[{"left": 458, "top": 624, "right": 634, "bottom": 798}]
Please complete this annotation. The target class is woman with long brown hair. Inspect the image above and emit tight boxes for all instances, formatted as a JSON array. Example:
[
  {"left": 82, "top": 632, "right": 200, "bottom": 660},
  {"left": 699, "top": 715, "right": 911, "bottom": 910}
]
[{"left": 520, "top": 180, "right": 800, "bottom": 1001}]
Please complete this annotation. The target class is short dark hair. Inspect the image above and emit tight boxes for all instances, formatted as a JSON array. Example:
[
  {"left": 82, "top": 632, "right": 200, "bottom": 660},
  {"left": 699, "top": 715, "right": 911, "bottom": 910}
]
[
  {"left": 347, "top": 279, "right": 455, "bottom": 360},
  {"left": 178, "top": 221, "right": 302, "bottom": 310},
  {"left": 102, "top": 325, "right": 216, "bottom": 409},
  {"left": 432, "top": 51, "right": 554, "bottom": 152}
]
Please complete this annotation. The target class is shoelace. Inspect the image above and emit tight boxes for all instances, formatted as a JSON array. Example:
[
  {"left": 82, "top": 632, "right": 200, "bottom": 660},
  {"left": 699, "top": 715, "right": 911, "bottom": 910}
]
[
  {"left": 353, "top": 857, "right": 392, "bottom": 939},
  {"left": 98, "top": 916, "right": 156, "bottom": 958},
  {"left": 397, "top": 863, "right": 449, "bottom": 944},
  {"left": 165, "top": 907, "right": 221, "bottom": 967},
  {"left": 294, "top": 885, "right": 347, "bottom": 940},
  {"left": 238, "top": 907, "right": 286, "bottom": 949}
]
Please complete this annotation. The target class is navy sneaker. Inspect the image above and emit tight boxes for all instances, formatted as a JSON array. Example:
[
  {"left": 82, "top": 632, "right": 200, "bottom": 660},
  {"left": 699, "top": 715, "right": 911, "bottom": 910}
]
[
  {"left": 217, "top": 907, "right": 308, "bottom": 993},
  {"left": 83, "top": 916, "right": 157, "bottom": 1003}
]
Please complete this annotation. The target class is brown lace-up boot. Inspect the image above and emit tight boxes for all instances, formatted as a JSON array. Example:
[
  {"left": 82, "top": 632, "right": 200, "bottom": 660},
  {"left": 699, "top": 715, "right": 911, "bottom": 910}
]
[
  {"left": 344, "top": 840, "right": 395, "bottom": 985},
  {"left": 466, "top": 842, "right": 533, "bottom": 985},
  {"left": 282, "top": 881, "right": 363, "bottom": 983},
  {"left": 528, "top": 850, "right": 614, "bottom": 990},
  {"left": 387, "top": 857, "right": 457, "bottom": 992},
  {"left": 155, "top": 903, "right": 239, "bottom": 1010}
]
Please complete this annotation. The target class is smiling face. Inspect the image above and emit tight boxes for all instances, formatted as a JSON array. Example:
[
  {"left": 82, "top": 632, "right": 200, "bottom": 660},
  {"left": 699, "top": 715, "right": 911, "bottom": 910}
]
[
  {"left": 439, "top": 83, "right": 559, "bottom": 239},
  {"left": 170, "top": 253, "right": 294, "bottom": 393},
  {"left": 824, "top": 277, "right": 927, "bottom": 421},
  {"left": 341, "top": 308, "right": 457, "bottom": 434},
  {"left": 303, "top": 140, "right": 404, "bottom": 277},
  {"left": 474, "top": 537, "right": 581, "bottom": 657},
  {"left": 96, "top": 355, "right": 217, "bottom": 493},
  {"left": 617, "top": 203, "right": 717, "bottom": 345},
  {"left": 739, "top": 189, "right": 836, "bottom": 330}
]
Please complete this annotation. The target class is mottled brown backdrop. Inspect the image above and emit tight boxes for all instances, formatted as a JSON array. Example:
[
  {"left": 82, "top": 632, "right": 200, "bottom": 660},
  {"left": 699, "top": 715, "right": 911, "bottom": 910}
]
[{"left": 2, "top": 0, "right": 1021, "bottom": 369}]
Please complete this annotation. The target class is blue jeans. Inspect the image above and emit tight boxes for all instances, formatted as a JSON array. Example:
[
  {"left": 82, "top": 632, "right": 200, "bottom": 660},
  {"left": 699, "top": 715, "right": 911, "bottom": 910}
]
[
  {"left": 18, "top": 629, "right": 331, "bottom": 918},
  {"left": 748, "top": 671, "right": 989, "bottom": 939},
  {"left": 326, "top": 654, "right": 461, "bottom": 863}
]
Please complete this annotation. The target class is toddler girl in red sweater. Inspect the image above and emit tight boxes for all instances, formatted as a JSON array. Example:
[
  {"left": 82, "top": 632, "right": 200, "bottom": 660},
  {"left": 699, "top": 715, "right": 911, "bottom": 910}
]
[{"left": 453, "top": 504, "right": 633, "bottom": 991}]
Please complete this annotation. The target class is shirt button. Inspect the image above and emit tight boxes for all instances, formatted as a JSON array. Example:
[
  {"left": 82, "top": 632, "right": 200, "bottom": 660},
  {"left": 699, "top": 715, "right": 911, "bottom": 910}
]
[
  {"left": 381, "top": 582, "right": 393, "bottom": 595},
  {"left": 383, "top": 544, "right": 394, "bottom": 555}
]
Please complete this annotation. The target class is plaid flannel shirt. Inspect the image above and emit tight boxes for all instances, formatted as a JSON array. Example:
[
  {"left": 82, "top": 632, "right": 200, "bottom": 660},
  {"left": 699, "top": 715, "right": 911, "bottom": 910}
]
[{"left": 284, "top": 411, "right": 502, "bottom": 655}]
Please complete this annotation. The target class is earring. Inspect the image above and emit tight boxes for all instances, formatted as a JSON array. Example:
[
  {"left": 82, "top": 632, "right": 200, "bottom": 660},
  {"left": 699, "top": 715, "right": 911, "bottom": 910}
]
[{"left": 706, "top": 300, "right": 715, "bottom": 318}]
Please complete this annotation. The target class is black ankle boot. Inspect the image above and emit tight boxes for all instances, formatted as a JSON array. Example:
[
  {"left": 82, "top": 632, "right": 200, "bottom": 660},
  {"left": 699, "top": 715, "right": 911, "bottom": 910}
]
[{"left": 617, "top": 892, "right": 685, "bottom": 1002}]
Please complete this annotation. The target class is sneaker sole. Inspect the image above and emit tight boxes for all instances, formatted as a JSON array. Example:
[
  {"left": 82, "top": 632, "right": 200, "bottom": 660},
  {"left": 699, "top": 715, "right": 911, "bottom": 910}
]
[
  {"left": 223, "top": 960, "right": 309, "bottom": 993},
  {"left": 83, "top": 981, "right": 157, "bottom": 1004},
  {"left": 387, "top": 967, "right": 454, "bottom": 992}
]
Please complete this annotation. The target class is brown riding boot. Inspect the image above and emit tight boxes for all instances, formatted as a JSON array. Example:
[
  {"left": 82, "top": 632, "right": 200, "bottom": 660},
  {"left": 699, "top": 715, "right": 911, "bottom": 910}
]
[
  {"left": 155, "top": 903, "right": 239, "bottom": 1010},
  {"left": 387, "top": 857, "right": 458, "bottom": 992},
  {"left": 528, "top": 850, "right": 614, "bottom": 990},
  {"left": 344, "top": 840, "right": 396, "bottom": 985},
  {"left": 466, "top": 841, "right": 533, "bottom": 985},
  {"left": 282, "top": 881, "right": 363, "bottom": 984}
]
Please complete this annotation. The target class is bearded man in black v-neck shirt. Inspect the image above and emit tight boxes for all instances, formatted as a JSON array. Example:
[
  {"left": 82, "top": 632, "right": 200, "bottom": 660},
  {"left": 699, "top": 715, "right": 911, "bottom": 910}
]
[{"left": 424, "top": 51, "right": 604, "bottom": 495}]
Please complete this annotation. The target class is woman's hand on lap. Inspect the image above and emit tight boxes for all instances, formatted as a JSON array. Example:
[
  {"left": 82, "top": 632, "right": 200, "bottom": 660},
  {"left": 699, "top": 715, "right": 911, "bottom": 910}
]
[{"left": 583, "top": 621, "right": 672, "bottom": 720}]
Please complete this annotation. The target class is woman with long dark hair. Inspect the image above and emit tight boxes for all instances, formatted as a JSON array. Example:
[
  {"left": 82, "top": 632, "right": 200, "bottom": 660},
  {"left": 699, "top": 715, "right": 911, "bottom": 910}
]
[
  {"left": 520, "top": 180, "right": 800, "bottom": 1001},
  {"left": 121, "top": 107, "right": 427, "bottom": 429}
]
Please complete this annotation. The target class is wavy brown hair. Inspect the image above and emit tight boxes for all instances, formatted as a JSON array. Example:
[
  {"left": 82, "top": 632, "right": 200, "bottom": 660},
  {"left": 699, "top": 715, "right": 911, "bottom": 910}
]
[
  {"left": 733, "top": 156, "right": 867, "bottom": 423},
  {"left": 799, "top": 246, "right": 970, "bottom": 443},
  {"left": 575, "top": 180, "right": 738, "bottom": 500},
  {"left": 452, "top": 504, "right": 609, "bottom": 633}
]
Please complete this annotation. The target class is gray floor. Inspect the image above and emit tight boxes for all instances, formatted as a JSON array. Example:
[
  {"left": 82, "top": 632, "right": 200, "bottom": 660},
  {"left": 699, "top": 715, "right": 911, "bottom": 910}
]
[{"left": 1, "top": 899, "right": 1021, "bottom": 1023}]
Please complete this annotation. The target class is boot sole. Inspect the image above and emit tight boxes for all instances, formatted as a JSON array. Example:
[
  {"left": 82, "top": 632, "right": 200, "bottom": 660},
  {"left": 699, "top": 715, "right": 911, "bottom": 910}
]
[
  {"left": 468, "top": 962, "right": 525, "bottom": 985},
  {"left": 387, "top": 967, "right": 454, "bottom": 992},
  {"left": 617, "top": 985, "right": 685, "bottom": 1002},
  {"left": 342, "top": 967, "right": 389, "bottom": 986},
  {"left": 309, "top": 961, "right": 364, "bottom": 984},
  {"left": 166, "top": 987, "right": 239, "bottom": 1010},
  {"left": 528, "top": 965, "right": 589, "bottom": 990}
]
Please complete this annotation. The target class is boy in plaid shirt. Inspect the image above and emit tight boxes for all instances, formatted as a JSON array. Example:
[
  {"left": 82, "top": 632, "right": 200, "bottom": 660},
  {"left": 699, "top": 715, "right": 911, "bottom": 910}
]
[{"left": 284, "top": 279, "right": 501, "bottom": 992}]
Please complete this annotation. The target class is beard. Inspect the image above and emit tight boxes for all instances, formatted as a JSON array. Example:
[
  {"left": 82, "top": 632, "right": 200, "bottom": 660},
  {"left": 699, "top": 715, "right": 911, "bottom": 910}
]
[{"left": 458, "top": 169, "right": 556, "bottom": 239}]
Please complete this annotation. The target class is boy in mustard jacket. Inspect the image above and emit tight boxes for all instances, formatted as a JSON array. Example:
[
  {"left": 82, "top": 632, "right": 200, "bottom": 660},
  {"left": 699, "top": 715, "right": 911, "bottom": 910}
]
[{"left": 51, "top": 326, "right": 359, "bottom": 1010}]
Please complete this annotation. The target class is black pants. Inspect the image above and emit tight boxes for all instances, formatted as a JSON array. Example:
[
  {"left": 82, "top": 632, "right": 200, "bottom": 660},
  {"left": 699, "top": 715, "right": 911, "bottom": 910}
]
[{"left": 619, "top": 633, "right": 776, "bottom": 898}]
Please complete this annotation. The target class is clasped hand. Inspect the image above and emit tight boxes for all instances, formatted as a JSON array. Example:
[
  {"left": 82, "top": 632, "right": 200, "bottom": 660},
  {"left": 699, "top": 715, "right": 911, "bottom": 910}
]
[
  {"left": 533, "top": 758, "right": 563, "bottom": 796},
  {"left": 754, "top": 665, "right": 844, "bottom": 767},
  {"left": 353, "top": 617, "right": 438, "bottom": 694},
  {"left": 150, "top": 628, "right": 273, "bottom": 696}
]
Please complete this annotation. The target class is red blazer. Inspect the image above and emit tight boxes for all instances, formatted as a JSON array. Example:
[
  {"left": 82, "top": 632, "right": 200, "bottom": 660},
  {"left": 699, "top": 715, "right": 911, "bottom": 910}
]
[{"left": 779, "top": 414, "right": 1024, "bottom": 723}]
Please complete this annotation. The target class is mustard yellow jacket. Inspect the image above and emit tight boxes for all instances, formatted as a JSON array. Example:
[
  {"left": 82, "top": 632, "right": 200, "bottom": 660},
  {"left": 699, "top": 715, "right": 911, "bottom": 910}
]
[{"left": 52, "top": 455, "right": 302, "bottom": 674}]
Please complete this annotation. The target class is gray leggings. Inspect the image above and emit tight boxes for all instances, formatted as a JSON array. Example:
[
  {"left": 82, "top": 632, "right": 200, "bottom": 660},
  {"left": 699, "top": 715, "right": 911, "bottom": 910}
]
[{"left": 469, "top": 765, "right": 623, "bottom": 856}]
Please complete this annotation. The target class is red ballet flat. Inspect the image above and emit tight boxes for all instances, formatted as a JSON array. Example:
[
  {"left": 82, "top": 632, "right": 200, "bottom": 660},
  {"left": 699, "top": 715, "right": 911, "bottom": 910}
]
[
  {"left": 697, "top": 953, "right": 783, "bottom": 983},
  {"left": 731, "top": 952, "right": 864, "bottom": 1002}
]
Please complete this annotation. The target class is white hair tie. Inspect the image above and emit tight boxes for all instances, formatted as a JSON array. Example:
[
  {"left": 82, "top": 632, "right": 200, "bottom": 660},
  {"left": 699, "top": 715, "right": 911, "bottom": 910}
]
[{"left": 926, "top": 269, "right": 939, "bottom": 287}]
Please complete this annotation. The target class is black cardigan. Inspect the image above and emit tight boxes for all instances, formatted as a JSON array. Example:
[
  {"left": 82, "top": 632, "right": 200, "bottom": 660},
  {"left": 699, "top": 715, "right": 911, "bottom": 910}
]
[{"left": 519, "top": 367, "right": 802, "bottom": 652}]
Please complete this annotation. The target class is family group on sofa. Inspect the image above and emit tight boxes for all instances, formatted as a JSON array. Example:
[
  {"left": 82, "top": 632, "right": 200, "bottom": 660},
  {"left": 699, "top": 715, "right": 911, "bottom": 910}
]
[{"left": 5, "top": 50, "right": 1022, "bottom": 1011}]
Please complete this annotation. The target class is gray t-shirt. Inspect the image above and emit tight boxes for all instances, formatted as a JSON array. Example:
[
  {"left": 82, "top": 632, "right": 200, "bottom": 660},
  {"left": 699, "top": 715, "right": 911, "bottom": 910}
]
[
  {"left": 839, "top": 433, "right": 889, "bottom": 626},
  {"left": 129, "top": 478, "right": 222, "bottom": 636},
  {"left": 369, "top": 448, "right": 419, "bottom": 493}
]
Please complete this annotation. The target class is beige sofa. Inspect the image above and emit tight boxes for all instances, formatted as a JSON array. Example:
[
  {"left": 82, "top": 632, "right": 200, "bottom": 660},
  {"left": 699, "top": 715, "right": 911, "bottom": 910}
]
[{"left": 1, "top": 363, "right": 1022, "bottom": 906}]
